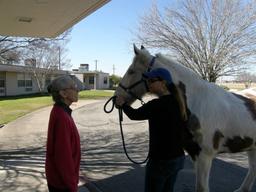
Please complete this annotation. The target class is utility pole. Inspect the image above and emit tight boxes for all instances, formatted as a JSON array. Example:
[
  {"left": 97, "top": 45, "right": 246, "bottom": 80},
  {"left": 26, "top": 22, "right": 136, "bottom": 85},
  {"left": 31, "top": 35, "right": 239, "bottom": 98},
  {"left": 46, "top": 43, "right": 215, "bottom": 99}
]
[
  {"left": 94, "top": 59, "right": 98, "bottom": 90},
  {"left": 95, "top": 59, "right": 98, "bottom": 71},
  {"left": 58, "top": 46, "right": 61, "bottom": 70},
  {"left": 112, "top": 64, "right": 115, "bottom": 75}
]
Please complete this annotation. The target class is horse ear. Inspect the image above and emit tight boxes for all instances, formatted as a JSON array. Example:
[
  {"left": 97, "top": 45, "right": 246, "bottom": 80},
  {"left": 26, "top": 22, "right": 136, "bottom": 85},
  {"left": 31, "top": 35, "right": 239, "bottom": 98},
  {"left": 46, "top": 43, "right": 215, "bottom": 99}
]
[
  {"left": 141, "top": 45, "right": 145, "bottom": 49},
  {"left": 133, "top": 44, "right": 140, "bottom": 55}
]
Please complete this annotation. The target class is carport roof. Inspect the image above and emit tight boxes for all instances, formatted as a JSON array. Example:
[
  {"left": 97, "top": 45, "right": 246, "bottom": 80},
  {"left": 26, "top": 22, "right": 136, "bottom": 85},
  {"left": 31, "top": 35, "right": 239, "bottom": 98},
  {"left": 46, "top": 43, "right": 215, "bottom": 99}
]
[{"left": 0, "top": 0, "right": 110, "bottom": 38}]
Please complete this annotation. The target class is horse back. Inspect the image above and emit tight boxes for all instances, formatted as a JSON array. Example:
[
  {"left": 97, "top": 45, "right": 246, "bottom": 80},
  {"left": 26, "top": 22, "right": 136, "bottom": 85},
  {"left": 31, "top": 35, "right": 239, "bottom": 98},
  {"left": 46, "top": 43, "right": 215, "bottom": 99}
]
[{"left": 186, "top": 84, "right": 256, "bottom": 154}]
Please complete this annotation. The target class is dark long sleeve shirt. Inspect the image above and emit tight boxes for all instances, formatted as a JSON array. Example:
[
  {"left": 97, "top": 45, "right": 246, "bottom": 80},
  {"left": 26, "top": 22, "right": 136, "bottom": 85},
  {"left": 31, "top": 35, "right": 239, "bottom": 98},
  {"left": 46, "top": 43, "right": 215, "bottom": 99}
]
[
  {"left": 122, "top": 94, "right": 185, "bottom": 160},
  {"left": 45, "top": 102, "right": 81, "bottom": 192}
]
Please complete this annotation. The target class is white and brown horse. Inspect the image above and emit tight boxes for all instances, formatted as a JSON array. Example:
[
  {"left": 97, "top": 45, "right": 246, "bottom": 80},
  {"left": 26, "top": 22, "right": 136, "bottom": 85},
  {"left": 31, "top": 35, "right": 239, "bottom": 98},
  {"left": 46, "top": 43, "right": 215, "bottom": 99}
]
[{"left": 114, "top": 45, "right": 256, "bottom": 192}]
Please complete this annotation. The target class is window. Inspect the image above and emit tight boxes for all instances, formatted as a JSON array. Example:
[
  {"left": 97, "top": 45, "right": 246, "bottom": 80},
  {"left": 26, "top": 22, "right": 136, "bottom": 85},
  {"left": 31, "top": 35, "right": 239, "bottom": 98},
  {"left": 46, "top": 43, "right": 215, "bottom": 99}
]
[
  {"left": 89, "top": 76, "right": 94, "bottom": 84},
  {"left": 103, "top": 77, "right": 108, "bottom": 84},
  {"left": 0, "top": 80, "right": 4, "bottom": 87},
  {"left": 17, "top": 73, "right": 33, "bottom": 89},
  {"left": 18, "top": 80, "right": 25, "bottom": 87},
  {"left": 0, "top": 72, "right": 5, "bottom": 88},
  {"left": 17, "top": 74, "right": 25, "bottom": 87},
  {"left": 0, "top": 72, "right": 5, "bottom": 94},
  {"left": 26, "top": 80, "right": 32, "bottom": 87},
  {"left": 25, "top": 74, "right": 32, "bottom": 87}
]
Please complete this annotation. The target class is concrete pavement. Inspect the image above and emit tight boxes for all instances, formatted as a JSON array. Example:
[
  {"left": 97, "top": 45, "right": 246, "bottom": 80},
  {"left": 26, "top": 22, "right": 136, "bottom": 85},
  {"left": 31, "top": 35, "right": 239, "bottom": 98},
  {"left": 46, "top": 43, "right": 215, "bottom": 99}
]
[
  {"left": 92, "top": 156, "right": 256, "bottom": 192},
  {"left": 0, "top": 99, "right": 102, "bottom": 192},
  {"left": 1, "top": 98, "right": 256, "bottom": 192}
]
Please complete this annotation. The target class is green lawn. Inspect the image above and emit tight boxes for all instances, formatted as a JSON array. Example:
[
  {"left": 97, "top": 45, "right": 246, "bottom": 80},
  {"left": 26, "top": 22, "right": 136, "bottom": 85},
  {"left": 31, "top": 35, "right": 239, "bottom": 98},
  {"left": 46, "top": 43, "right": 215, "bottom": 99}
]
[
  {"left": 0, "top": 90, "right": 114, "bottom": 124},
  {"left": 79, "top": 90, "right": 114, "bottom": 99}
]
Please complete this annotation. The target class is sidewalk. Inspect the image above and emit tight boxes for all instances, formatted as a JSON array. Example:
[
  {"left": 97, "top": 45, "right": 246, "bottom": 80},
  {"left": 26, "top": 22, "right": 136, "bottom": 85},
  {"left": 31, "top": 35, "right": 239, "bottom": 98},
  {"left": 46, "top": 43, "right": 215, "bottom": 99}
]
[
  {"left": 0, "top": 99, "right": 102, "bottom": 192},
  {"left": 0, "top": 100, "right": 99, "bottom": 149}
]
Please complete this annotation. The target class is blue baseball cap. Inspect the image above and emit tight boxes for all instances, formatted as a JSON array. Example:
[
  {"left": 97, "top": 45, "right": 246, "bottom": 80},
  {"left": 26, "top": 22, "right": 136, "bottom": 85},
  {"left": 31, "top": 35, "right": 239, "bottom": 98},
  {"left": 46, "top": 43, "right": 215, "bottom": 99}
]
[{"left": 143, "top": 68, "right": 173, "bottom": 84}]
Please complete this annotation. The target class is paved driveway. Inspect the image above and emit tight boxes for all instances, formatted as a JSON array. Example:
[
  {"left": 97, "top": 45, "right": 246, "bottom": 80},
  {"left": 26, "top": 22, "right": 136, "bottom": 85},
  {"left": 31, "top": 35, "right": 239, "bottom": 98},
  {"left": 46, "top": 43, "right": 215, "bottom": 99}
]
[
  {"left": 0, "top": 100, "right": 99, "bottom": 192},
  {"left": 0, "top": 98, "right": 256, "bottom": 192},
  {"left": 75, "top": 100, "right": 256, "bottom": 192}
]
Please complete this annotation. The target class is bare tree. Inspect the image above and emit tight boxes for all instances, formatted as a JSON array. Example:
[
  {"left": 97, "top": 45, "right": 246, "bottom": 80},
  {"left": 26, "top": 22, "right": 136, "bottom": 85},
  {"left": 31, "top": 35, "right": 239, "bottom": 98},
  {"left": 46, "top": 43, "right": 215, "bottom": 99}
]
[
  {"left": 22, "top": 39, "right": 71, "bottom": 92},
  {"left": 135, "top": 0, "right": 256, "bottom": 82},
  {"left": 236, "top": 71, "right": 256, "bottom": 88},
  {"left": 0, "top": 29, "right": 71, "bottom": 64},
  {"left": 0, "top": 30, "right": 72, "bottom": 92}
]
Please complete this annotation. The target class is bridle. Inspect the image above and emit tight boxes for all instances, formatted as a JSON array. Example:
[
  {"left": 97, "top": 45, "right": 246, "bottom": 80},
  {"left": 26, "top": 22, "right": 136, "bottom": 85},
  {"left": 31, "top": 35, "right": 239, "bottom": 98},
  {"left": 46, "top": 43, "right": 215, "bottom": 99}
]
[
  {"left": 118, "top": 80, "right": 147, "bottom": 105},
  {"left": 104, "top": 56, "right": 156, "bottom": 113},
  {"left": 117, "top": 56, "right": 156, "bottom": 104}
]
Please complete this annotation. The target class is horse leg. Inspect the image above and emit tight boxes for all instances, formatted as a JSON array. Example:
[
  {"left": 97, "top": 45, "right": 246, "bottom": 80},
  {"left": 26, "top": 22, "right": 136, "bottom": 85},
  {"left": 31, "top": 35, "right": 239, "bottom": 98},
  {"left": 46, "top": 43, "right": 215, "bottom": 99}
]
[
  {"left": 234, "top": 150, "right": 256, "bottom": 192},
  {"left": 195, "top": 151, "right": 213, "bottom": 192}
]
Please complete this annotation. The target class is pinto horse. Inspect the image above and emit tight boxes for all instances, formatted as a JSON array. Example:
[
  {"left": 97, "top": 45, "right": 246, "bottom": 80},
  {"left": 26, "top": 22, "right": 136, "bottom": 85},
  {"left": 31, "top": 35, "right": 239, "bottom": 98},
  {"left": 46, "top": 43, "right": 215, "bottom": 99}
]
[{"left": 114, "top": 45, "right": 256, "bottom": 192}]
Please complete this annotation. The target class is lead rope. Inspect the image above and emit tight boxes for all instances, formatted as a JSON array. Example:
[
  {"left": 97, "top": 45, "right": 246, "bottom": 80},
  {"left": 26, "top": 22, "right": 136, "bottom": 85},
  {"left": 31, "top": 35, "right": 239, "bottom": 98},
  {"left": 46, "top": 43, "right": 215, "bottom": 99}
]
[{"left": 104, "top": 96, "right": 149, "bottom": 164}]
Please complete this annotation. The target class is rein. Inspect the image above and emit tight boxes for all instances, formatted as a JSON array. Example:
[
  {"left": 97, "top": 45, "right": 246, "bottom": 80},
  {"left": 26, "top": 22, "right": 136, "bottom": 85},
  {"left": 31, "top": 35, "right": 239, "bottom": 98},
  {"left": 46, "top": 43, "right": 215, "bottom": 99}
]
[
  {"left": 103, "top": 56, "right": 156, "bottom": 165},
  {"left": 103, "top": 96, "right": 149, "bottom": 164}
]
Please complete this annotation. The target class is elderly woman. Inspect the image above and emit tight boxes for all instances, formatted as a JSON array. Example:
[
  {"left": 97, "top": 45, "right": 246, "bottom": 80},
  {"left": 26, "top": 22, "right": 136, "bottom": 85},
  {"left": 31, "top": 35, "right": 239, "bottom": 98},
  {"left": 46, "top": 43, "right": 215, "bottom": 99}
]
[{"left": 45, "top": 75, "right": 83, "bottom": 192}]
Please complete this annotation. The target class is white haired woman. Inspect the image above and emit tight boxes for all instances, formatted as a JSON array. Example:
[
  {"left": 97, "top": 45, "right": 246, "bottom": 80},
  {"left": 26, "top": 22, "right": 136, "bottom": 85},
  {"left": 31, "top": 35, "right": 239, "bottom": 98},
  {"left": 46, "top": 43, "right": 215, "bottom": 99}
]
[{"left": 45, "top": 75, "right": 82, "bottom": 192}]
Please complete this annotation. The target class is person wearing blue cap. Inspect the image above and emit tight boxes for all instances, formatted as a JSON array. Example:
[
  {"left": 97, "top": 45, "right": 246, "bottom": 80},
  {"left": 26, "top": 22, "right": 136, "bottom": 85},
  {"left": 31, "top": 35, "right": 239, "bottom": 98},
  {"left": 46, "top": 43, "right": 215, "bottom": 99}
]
[{"left": 116, "top": 67, "right": 188, "bottom": 192}]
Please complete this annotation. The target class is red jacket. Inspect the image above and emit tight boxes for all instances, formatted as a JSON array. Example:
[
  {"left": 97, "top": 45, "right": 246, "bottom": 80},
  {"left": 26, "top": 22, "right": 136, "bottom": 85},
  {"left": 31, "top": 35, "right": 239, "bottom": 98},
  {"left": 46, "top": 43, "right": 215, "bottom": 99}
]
[{"left": 45, "top": 103, "right": 81, "bottom": 192}]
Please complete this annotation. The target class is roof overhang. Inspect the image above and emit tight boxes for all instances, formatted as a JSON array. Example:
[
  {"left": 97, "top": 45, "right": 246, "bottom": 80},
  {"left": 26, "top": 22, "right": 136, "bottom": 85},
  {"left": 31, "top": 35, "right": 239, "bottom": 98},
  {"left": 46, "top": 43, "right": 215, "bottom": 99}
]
[
  {"left": 0, "top": 0, "right": 110, "bottom": 38},
  {"left": 0, "top": 63, "right": 68, "bottom": 74}
]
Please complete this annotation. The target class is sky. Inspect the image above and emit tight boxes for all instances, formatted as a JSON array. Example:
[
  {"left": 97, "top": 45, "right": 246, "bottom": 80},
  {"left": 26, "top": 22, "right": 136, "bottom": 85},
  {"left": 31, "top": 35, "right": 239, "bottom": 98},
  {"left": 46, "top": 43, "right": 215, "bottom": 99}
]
[{"left": 67, "top": 0, "right": 167, "bottom": 76}]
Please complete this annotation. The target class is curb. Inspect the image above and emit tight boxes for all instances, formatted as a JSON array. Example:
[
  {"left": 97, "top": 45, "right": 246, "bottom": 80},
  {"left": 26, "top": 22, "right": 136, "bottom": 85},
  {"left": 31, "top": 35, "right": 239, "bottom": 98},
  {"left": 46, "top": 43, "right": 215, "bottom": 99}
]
[{"left": 84, "top": 182, "right": 103, "bottom": 192}]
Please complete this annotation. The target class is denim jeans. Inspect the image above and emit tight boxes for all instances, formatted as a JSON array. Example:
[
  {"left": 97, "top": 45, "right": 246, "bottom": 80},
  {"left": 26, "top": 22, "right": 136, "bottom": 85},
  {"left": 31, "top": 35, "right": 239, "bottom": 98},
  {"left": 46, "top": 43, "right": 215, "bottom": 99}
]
[{"left": 144, "top": 155, "right": 185, "bottom": 192}]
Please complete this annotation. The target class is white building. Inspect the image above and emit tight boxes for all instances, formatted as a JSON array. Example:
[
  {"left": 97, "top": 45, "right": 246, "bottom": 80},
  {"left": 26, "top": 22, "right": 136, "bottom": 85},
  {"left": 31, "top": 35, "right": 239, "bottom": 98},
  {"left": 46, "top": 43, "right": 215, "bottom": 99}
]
[
  {"left": 71, "top": 64, "right": 109, "bottom": 90},
  {"left": 0, "top": 64, "right": 69, "bottom": 96},
  {"left": 0, "top": 62, "right": 110, "bottom": 96}
]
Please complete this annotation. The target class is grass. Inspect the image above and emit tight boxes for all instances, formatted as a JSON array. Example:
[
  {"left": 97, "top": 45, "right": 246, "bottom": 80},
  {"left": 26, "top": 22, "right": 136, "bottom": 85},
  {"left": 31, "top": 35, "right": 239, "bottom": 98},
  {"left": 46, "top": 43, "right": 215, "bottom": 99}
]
[
  {"left": 218, "top": 82, "right": 256, "bottom": 91},
  {"left": 79, "top": 90, "right": 114, "bottom": 99},
  {"left": 0, "top": 90, "right": 114, "bottom": 125}
]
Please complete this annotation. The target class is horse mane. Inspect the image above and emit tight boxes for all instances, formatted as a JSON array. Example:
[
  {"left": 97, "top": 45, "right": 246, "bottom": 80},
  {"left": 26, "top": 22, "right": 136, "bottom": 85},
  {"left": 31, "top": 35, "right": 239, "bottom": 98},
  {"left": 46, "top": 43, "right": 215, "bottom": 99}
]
[
  {"left": 154, "top": 54, "right": 244, "bottom": 116},
  {"left": 156, "top": 53, "right": 203, "bottom": 82},
  {"left": 154, "top": 54, "right": 191, "bottom": 121},
  {"left": 154, "top": 53, "right": 232, "bottom": 120},
  {"left": 155, "top": 53, "right": 231, "bottom": 93}
]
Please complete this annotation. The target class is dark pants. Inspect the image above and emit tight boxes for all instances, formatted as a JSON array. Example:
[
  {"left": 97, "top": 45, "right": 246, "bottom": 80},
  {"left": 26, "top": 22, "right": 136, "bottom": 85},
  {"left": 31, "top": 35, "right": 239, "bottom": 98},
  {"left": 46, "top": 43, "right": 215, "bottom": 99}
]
[
  {"left": 48, "top": 184, "right": 70, "bottom": 192},
  {"left": 144, "top": 155, "right": 185, "bottom": 192}
]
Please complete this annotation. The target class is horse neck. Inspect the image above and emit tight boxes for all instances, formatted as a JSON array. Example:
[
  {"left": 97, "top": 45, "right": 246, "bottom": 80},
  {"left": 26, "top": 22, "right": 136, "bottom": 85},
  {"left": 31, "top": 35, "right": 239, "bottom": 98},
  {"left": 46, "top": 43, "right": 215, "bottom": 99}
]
[{"left": 154, "top": 58, "right": 205, "bottom": 93}]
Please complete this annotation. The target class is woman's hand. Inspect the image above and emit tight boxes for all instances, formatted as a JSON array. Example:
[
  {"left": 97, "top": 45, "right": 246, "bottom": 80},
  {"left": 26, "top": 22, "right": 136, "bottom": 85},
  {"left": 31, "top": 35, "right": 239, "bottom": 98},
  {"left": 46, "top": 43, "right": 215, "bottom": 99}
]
[{"left": 115, "top": 95, "right": 126, "bottom": 108}]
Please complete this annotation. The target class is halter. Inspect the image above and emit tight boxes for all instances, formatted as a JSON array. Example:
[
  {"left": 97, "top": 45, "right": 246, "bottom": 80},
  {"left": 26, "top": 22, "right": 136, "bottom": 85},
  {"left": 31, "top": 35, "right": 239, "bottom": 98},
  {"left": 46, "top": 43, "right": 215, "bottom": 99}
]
[{"left": 118, "top": 56, "right": 156, "bottom": 104}]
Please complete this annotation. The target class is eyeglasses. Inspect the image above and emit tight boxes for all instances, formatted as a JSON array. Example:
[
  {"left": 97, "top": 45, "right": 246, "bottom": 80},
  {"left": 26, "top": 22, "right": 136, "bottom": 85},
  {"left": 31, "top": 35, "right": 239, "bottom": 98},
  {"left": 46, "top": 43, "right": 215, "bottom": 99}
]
[
  {"left": 64, "top": 85, "right": 78, "bottom": 91},
  {"left": 147, "top": 78, "right": 161, "bottom": 84},
  {"left": 66, "top": 87, "right": 78, "bottom": 91}
]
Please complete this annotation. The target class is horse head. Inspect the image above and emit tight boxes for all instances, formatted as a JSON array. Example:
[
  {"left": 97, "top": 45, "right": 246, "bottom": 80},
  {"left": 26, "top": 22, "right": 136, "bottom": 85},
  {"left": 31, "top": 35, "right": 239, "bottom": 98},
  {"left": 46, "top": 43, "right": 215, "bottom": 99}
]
[
  {"left": 114, "top": 45, "right": 156, "bottom": 105},
  {"left": 114, "top": 44, "right": 198, "bottom": 106}
]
